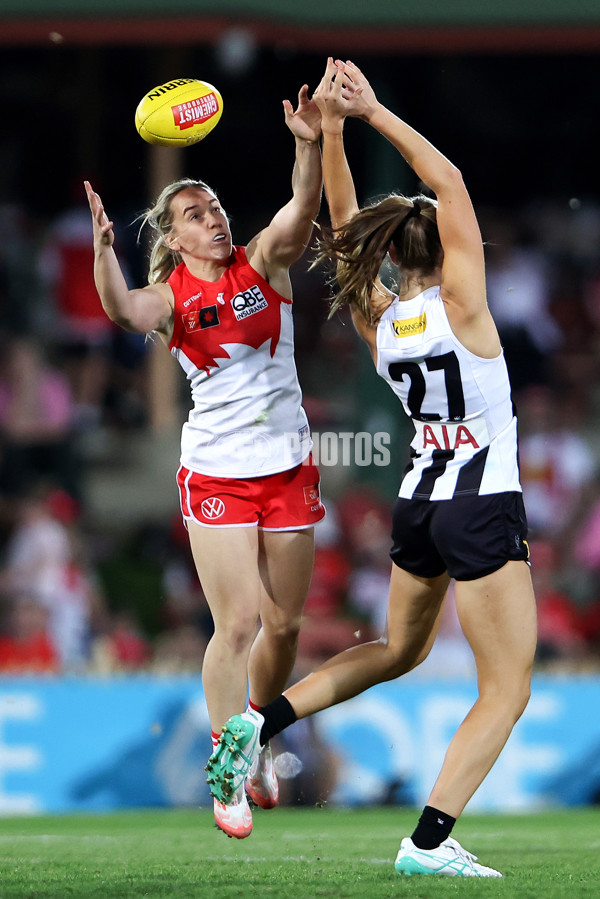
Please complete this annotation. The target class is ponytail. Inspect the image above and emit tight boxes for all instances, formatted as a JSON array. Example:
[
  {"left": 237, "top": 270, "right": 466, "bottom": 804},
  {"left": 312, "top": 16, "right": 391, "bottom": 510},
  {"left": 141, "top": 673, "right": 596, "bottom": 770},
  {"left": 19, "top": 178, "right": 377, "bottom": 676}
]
[{"left": 315, "top": 194, "right": 440, "bottom": 324}]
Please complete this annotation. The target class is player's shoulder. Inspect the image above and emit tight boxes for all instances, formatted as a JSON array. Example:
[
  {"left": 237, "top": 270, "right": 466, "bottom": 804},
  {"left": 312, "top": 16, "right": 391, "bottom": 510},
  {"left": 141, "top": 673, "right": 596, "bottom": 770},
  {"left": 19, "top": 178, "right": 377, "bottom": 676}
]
[
  {"left": 166, "top": 260, "right": 187, "bottom": 287},
  {"left": 151, "top": 280, "right": 175, "bottom": 301},
  {"left": 240, "top": 238, "right": 270, "bottom": 282}
]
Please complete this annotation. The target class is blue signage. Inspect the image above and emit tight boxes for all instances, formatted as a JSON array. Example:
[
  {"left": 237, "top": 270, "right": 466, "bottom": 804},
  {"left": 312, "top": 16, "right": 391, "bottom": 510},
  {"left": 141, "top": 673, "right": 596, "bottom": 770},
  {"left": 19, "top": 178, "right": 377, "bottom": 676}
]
[{"left": 0, "top": 675, "right": 598, "bottom": 814}]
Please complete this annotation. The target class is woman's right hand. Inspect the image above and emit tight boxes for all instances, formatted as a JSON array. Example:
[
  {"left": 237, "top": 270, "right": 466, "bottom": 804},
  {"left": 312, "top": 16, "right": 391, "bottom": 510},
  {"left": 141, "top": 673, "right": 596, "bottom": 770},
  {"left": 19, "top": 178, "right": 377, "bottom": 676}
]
[
  {"left": 84, "top": 180, "right": 115, "bottom": 249},
  {"left": 312, "top": 57, "right": 350, "bottom": 132},
  {"left": 333, "top": 60, "right": 379, "bottom": 122},
  {"left": 313, "top": 58, "right": 379, "bottom": 129}
]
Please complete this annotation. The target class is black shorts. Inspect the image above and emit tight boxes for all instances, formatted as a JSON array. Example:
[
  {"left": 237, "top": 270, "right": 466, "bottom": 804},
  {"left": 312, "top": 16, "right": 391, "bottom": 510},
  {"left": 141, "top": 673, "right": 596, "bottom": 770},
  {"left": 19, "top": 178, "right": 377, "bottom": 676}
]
[{"left": 390, "top": 491, "right": 529, "bottom": 581}]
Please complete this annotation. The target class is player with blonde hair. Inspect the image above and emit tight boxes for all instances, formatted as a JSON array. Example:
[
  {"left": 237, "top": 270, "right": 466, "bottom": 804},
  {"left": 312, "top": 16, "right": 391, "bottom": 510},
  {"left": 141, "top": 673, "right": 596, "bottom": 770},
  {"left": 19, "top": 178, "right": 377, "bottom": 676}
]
[{"left": 86, "top": 84, "right": 325, "bottom": 839}]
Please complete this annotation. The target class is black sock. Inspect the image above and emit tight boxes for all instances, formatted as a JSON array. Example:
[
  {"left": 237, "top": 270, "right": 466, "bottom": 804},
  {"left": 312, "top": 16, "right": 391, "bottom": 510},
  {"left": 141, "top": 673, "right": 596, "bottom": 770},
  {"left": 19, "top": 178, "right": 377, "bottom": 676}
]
[
  {"left": 257, "top": 695, "right": 297, "bottom": 745},
  {"left": 411, "top": 805, "right": 456, "bottom": 850}
]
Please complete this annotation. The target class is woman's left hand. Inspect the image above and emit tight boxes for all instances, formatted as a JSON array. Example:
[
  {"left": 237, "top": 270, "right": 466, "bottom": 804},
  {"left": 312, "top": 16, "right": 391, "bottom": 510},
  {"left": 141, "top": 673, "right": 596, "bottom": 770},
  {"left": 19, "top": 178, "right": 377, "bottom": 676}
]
[{"left": 283, "top": 84, "right": 321, "bottom": 143}]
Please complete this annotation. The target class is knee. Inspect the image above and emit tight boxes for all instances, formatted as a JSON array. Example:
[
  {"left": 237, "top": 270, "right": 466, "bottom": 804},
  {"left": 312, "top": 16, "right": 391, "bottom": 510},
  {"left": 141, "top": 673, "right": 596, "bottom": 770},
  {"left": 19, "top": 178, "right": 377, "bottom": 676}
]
[
  {"left": 483, "top": 675, "right": 532, "bottom": 724},
  {"left": 264, "top": 617, "right": 302, "bottom": 648},
  {"left": 513, "top": 679, "right": 532, "bottom": 722},
  {"left": 376, "top": 639, "right": 419, "bottom": 682},
  {"left": 214, "top": 617, "right": 257, "bottom": 655},
  {"left": 503, "top": 682, "right": 532, "bottom": 729}
]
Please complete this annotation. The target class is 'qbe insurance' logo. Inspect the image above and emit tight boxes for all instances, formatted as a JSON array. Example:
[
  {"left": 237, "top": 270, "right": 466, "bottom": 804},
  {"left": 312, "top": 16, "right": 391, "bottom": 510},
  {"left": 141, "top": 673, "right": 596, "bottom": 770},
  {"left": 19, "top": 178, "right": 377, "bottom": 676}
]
[{"left": 231, "top": 285, "right": 268, "bottom": 320}]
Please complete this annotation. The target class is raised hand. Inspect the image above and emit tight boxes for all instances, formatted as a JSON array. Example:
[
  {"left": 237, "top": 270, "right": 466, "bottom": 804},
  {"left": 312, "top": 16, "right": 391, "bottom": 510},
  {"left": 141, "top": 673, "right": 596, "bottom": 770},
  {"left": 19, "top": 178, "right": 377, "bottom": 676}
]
[
  {"left": 312, "top": 57, "right": 350, "bottom": 130},
  {"left": 282, "top": 84, "right": 321, "bottom": 143},
  {"left": 313, "top": 58, "right": 379, "bottom": 125},
  {"left": 84, "top": 180, "right": 115, "bottom": 248},
  {"left": 337, "top": 60, "right": 378, "bottom": 119}
]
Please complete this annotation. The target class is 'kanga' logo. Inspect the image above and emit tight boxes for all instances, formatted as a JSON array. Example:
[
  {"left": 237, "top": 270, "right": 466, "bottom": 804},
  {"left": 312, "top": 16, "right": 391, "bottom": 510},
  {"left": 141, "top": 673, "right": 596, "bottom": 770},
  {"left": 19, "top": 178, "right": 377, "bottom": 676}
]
[{"left": 392, "top": 313, "right": 427, "bottom": 337}]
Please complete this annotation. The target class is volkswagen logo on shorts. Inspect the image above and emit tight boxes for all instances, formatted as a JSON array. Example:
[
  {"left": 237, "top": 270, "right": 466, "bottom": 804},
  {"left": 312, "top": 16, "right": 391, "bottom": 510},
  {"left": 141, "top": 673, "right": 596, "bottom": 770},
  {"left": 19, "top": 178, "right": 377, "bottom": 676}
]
[{"left": 201, "top": 497, "right": 225, "bottom": 519}]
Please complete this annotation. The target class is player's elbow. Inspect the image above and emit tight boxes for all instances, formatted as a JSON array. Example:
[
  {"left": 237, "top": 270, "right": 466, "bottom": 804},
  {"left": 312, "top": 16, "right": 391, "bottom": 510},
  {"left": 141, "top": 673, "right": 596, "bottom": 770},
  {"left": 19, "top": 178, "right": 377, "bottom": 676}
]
[
  {"left": 104, "top": 304, "right": 141, "bottom": 333},
  {"left": 433, "top": 164, "right": 467, "bottom": 198},
  {"left": 112, "top": 314, "right": 139, "bottom": 333},
  {"left": 293, "top": 184, "right": 322, "bottom": 218},
  {"left": 283, "top": 221, "right": 318, "bottom": 262}
]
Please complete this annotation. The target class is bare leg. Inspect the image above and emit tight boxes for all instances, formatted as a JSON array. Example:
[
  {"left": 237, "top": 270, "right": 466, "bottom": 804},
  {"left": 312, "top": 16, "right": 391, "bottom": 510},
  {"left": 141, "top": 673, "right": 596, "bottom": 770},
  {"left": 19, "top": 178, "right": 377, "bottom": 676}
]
[
  {"left": 247, "top": 528, "right": 315, "bottom": 707},
  {"left": 284, "top": 565, "right": 451, "bottom": 718},
  {"left": 187, "top": 522, "right": 262, "bottom": 731},
  {"left": 427, "top": 560, "right": 537, "bottom": 817}
]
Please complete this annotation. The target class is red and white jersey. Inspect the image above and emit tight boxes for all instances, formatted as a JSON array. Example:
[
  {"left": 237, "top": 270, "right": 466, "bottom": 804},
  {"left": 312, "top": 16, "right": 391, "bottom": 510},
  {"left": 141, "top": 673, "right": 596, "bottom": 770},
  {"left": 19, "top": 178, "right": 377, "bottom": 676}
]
[
  {"left": 376, "top": 285, "right": 522, "bottom": 501},
  {"left": 168, "top": 246, "right": 311, "bottom": 477}
]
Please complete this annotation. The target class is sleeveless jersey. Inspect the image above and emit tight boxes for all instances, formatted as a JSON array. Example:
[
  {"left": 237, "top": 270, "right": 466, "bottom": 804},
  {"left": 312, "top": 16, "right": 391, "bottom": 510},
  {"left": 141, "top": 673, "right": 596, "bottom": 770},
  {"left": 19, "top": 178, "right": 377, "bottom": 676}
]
[
  {"left": 168, "top": 246, "right": 311, "bottom": 477},
  {"left": 376, "top": 285, "right": 522, "bottom": 501}
]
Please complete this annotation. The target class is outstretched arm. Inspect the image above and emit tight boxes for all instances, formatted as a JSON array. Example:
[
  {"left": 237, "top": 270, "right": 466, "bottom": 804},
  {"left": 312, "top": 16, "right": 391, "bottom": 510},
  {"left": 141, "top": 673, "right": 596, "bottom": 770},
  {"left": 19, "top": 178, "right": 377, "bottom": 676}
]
[
  {"left": 312, "top": 59, "right": 388, "bottom": 352},
  {"left": 247, "top": 85, "right": 322, "bottom": 283},
  {"left": 85, "top": 181, "right": 173, "bottom": 337},
  {"left": 333, "top": 61, "right": 489, "bottom": 331},
  {"left": 312, "top": 57, "right": 360, "bottom": 230}
]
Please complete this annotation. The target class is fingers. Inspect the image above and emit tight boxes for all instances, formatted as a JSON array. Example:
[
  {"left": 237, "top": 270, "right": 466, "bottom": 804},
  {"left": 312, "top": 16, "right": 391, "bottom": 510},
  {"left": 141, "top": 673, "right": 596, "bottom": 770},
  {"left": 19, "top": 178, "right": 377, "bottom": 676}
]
[
  {"left": 84, "top": 180, "right": 101, "bottom": 202},
  {"left": 314, "top": 57, "right": 339, "bottom": 95},
  {"left": 84, "top": 180, "right": 97, "bottom": 208},
  {"left": 318, "top": 56, "right": 337, "bottom": 82},
  {"left": 325, "top": 56, "right": 338, "bottom": 77},
  {"left": 85, "top": 181, "right": 105, "bottom": 218},
  {"left": 84, "top": 181, "right": 114, "bottom": 247},
  {"left": 96, "top": 206, "right": 111, "bottom": 229},
  {"left": 297, "top": 83, "right": 310, "bottom": 103},
  {"left": 87, "top": 190, "right": 112, "bottom": 231},
  {"left": 324, "top": 59, "right": 357, "bottom": 101},
  {"left": 337, "top": 59, "right": 361, "bottom": 77},
  {"left": 284, "top": 84, "right": 312, "bottom": 117},
  {"left": 334, "top": 59, "right": 364, "bottom": 94}
]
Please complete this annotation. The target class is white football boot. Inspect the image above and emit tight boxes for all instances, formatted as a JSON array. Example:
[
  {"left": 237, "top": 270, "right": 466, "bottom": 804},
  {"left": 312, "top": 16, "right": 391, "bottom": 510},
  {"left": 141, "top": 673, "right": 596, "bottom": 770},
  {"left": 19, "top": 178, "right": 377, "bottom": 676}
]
[
  {"left": 213, "top": 784, "right": 253, "bottom": 839},
  {"left": 245, "top": 742, "right": 279, "bottom": 809},
  {"left": 395, "top": 836, "right": 503, "bottom": 878}
]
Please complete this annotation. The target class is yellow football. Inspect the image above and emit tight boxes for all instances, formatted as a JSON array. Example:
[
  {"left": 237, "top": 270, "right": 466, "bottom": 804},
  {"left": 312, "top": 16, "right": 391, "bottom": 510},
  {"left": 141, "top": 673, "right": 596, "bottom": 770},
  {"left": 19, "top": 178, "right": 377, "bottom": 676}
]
[{"left": 135, "top": 78, "right": 223, "bottom": 147}]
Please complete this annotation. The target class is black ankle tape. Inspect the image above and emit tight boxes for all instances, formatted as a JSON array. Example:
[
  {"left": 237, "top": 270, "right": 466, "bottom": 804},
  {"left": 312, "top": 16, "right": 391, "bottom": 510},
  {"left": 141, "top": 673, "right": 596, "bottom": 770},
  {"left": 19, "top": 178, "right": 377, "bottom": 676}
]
[
  {"left": 258, "top": 694, "right": 297, "bottom": 744},
  {"left": 411, "top": 805, "right": 456, "bottom": 850}
]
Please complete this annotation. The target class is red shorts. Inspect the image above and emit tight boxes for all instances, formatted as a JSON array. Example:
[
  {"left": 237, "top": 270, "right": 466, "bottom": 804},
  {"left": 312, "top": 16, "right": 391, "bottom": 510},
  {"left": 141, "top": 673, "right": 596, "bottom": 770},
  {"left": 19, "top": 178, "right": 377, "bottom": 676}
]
[{"left": 176, "top": 456, "right": 326, "bottom": 531}]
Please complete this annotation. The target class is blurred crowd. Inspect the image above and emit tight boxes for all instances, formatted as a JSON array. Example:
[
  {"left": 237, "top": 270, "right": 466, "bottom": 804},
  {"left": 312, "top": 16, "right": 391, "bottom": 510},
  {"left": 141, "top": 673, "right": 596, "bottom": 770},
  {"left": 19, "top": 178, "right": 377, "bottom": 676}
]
[{"left": 3, "top": 193, "right": 600, "bottom": 679}]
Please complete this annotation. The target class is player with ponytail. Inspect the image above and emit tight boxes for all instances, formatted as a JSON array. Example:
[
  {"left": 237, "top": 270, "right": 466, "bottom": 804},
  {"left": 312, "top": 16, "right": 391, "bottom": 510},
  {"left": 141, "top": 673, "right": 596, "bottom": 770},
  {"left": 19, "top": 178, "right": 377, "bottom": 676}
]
[{"left": 207, "top": 58, "right": 537, "bottom": 879}]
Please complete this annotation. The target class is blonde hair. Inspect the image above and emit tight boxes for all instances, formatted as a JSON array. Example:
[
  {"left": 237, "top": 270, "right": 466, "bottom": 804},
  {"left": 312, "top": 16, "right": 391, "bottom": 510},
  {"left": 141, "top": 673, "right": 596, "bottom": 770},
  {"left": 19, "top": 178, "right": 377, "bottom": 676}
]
[
  {"left": 315, "top": 194, "right": 440, "bottom": 325},
  {"left": 137, "top": 178, "right": 217, "bottom": 284}
]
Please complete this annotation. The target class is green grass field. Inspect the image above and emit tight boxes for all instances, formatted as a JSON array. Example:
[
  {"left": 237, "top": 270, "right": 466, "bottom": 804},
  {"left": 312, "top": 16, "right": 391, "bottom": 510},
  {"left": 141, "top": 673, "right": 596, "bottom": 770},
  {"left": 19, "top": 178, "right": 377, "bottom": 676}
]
[{"left": 1, "top": 806, "right": 599, "bottom": 898}]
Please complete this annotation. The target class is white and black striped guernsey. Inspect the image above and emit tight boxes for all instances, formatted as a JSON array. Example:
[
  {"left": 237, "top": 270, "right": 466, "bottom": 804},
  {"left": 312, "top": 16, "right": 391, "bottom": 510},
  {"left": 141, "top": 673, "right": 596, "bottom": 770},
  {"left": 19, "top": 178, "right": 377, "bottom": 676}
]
[{"left": 376, "top": 285, "right": 522, "bottom": 501}]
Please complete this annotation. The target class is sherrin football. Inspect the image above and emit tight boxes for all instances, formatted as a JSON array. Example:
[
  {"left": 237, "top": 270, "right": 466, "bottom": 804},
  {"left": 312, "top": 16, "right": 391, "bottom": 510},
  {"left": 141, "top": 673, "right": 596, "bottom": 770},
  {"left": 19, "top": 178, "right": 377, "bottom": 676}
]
[{"left": 135, "top": 78, "right": 223, "bottom": 147}]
